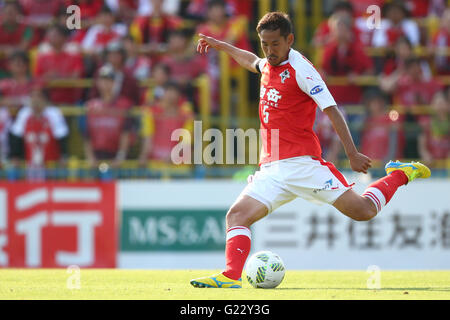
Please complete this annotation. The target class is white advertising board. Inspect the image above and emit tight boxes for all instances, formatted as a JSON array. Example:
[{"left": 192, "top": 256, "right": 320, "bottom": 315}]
[{"left": 118, "top": 179, "right": 450, "bottom": 270}]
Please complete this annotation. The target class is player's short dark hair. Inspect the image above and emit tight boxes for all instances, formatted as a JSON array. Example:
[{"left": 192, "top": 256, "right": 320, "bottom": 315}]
[{"left": 256, "top": 12, "right": 293, "bottom": 38}]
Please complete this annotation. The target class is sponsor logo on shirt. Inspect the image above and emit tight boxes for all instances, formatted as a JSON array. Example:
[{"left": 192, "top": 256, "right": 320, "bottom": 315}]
[
  {"left": 266, "top": 88, "right": 282, "bottom": 103},
  {"left": 310, "top": 85, "right": 323, "bottom": 95}
]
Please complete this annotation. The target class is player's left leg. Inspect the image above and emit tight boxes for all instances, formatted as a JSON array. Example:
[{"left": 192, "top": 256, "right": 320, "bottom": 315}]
[
  {"left": 190, "top": 162, "right": 296, "bottom": 288},
  {"left": 333, "top": 160, "right": 431, "bottom": 220},
  {"left": 190, "top": 195, "right": 269, "bottom": 288}
]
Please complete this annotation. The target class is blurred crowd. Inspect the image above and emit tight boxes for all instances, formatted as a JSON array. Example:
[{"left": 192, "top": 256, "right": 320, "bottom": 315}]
[
  {"left": 0, "top": 0, "right": 448, "bottom": 180},
  {"left": 313, "top": 0, "right": 449, "bottom": 167}
]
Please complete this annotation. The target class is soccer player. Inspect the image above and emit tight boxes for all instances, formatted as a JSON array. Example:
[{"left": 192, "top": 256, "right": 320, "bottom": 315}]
[{"left": 190, "top": 12, "right": 430, "bottom": 288}]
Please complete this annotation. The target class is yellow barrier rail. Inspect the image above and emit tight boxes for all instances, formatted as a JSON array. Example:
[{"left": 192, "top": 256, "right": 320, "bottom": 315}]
[{"left": 45, "top": 74, "right": 450, "bottom": 92}]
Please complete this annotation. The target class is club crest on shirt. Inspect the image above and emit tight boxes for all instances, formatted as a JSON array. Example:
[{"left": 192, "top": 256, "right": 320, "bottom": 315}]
[{"left": 279, "top": 69, "right": 290, "bottom": 83}]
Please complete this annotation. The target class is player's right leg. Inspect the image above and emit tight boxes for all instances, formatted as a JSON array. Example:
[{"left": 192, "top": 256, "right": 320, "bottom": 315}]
[{"left": 333, "top": 160, "right": 431, "bottom": 221}]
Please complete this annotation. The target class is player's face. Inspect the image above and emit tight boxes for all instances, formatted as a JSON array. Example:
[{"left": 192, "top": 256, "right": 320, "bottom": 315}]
[{"left": 259, "top": 29, "right": 294, "bottom": 66}]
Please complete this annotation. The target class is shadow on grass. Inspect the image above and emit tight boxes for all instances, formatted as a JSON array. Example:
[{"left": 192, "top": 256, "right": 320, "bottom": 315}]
[{"left": 275, "top": 287, "right": 450, "bottom": 292}]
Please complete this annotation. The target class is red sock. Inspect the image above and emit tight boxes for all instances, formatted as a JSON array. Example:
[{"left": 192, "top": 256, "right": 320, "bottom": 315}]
[
  {"left": 222, "top": 226, "right": 251, "bottom": 280},
  {"left": 363, "top": 170, "right": 408, "bottom": 212}
]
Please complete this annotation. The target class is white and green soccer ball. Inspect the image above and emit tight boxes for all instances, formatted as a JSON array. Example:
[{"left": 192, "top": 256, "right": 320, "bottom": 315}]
[{"left": 245, "top": 250, "right": 286, "bottom": 288}]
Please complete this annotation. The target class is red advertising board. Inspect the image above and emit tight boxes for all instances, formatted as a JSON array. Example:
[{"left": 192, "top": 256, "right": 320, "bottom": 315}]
[{"left": 0, "top": 182, "right": 116, "bottom": 268}]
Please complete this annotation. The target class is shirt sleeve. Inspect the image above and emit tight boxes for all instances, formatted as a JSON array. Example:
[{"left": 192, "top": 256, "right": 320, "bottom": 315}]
[
  {"left": 255, "top": 58, "right": 267, "bottom": 74},
  {"left": 81, "top": 26, "right": 98, "bottom": 51},
  {"left": 10, "top": 106, "right": 31, "bottom": 137},
  {"left": 292, "top": 53, "right": 337, "bottom": 111},
  {"left": 45, "top": 107, "right": 69, "bottom": 139}
]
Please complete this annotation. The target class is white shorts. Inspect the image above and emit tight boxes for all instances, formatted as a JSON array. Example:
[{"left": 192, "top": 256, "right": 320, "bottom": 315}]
[{"left": 240, "top": 156, "right": 353, "bottom": 214}]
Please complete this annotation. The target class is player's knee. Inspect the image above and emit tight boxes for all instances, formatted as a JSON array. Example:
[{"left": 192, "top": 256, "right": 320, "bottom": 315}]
[
  {"left": 352, "top": 204, "right": 377, "bottom": 221},
  {"left": 226, "top": 206, "right": 251, "bottom": 227},
  {"left": 341, "top": 199, "right": 377, "bottom": 222},
  {"left": 226, "top": 204, "right": 260, "bottom": 228},
  {"left": 352, "top": 210, "right": 376, "bottom": 221}
]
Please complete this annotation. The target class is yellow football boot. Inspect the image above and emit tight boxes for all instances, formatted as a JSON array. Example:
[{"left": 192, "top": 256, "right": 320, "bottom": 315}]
[
  {"left": 190, "top": 273, "right": 242, "bottom": 288},
  {"left": 385, "top": 160, "right": 431, "bottom": 182}
]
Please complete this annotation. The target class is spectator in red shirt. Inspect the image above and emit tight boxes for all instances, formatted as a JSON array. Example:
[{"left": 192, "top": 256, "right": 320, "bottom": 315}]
[
  {"left": 431, "top": 8, "right": 450, "bottom": 75},
  {"left": 381, "top": 36, "right": 431, "bottom": 76},
  {"left": 0, "top": 51, "right": 33, "bottom": 112},
  {"left": 419, "top": 90, "right": 449, "bottom": 164},
  {"left": 9, "top": 86, "right": 69, "bottom": 180},
  {"left": 19, "top": 0, "right": 64, "bottom": 27},
  {"left": 195, "top": 0, "right": 252, "bottom": 113},
  {"left": 184, "top": 0, "right": 253, "bottom": 21},
  {"left": 84, "top": 65, "right": 133, "bottom": 169},
  {"left": 382, "top": 57, "right": 442, "bottom": 109},
  {"left": 66, "top": 0, "right": 107, "bottom": 46},
  {"left": 196, "top": 0, "right": 252, "bottom": 61},
  {"left": 404, "top": 0, "right": 446, "bottom": 18},
  {"left": 0, "top": 1, "right": 34, "bottom": 78},
  {"left": 139, "top": 81, "right": 194, "bottom": 165},
  {"left": 129, "top": 0, "right": 182, "bottom": 56},
  {"left": 105, "top": 0, "right": 138, "bottom": 25},
  {"left": 381, "top": 57, "right": 442, "bottom": 159},
  {"left": 312, "top": 1, "right": 364, "bottom": 47},
  {"left": 81, "top": 5, "right": 127, "bottom": 55},
  {"left": 159, "top": 29, "right": 207, "bottom": 105},
  {"left": 34, "top": 24, "right": 84, "bottom": 105},
  {"left": 160, "top": 29, "right": 207, "bottom": 87},
  {"left": 140, "top": 62, "right": 171, "bottom": 105},
  {"left": 90, "top": 41, "right": 140, "bottom": 104},
  {"left": 68, "top": 0, "right": 105, "bottom": 23},
  {"left": 372, "top": 0, "right": 420, "bottom": 47},
  {"left": 123, "top": 35, "right": 152, "bottom": 81},
  {"left": 360, "top": 90, "right": 404, "bottom": 162},
  {"left": 347, "top": 0, "right": 386, "bottom": 18},
  {"left": 321, "top": 15, "right": 374, "bottom": 105}
]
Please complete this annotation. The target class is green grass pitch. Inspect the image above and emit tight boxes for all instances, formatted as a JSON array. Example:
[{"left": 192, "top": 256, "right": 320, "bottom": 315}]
[{"left": 0, "top": 269, "right": 449, "bottom": 300}]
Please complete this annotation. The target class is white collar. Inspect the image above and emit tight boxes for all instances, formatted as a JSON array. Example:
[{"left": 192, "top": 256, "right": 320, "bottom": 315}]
[{"left": 274, "top": 48, "right": 292, "bottom": 66}]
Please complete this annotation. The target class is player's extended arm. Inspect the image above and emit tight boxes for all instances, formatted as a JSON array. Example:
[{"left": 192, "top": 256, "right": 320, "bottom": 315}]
[
  {"left": 197, "top": 33, "right": 261, "bottom": 73},
  {"left": 324, "top": 106, "right": 372, "bottom": 174}
]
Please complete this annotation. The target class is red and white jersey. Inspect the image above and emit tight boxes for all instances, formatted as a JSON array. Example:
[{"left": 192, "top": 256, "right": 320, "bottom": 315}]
[
  {"left": 10, "top": 105, "right": 68, "bottom": 164},
  {"left": 257, "top": 48, "right": 337, "bottom": 165},
  {"left": 86, "top": 97, "right": 132, "bottom": 154}
]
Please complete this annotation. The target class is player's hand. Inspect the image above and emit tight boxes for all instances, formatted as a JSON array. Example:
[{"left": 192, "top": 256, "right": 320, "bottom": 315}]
[
  {"left": 348, "top": 152, "right": 372, "bottom": 174},
  {"left": 197, "top": 33, "right": 222, "bottom": 54}
]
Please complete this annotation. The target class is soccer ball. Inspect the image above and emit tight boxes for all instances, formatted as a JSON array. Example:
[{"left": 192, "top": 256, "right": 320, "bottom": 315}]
[{"left": 245, "top": 250, "right": 285, "bottom": 288}]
